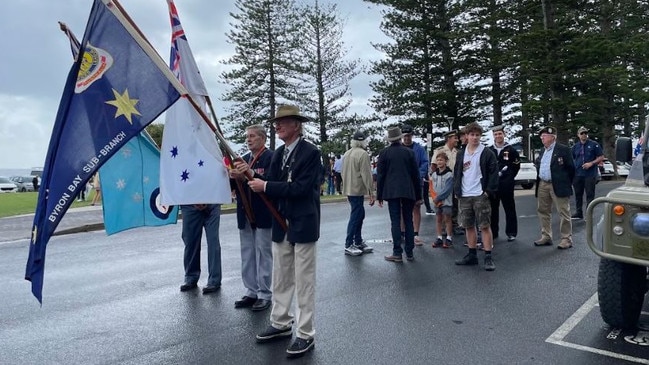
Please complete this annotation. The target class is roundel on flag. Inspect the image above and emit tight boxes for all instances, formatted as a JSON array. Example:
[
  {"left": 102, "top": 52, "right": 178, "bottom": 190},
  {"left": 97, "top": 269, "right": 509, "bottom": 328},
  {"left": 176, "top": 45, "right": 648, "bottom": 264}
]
[{"left": 150, "top": 187, "right": 173, "bottom": 220}]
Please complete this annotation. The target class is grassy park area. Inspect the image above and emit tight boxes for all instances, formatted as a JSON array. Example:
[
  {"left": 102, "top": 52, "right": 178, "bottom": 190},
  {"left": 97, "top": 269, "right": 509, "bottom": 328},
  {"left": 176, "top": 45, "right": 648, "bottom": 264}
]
[{"left": 0, "top": 191, "right": 345, "bottom": 219}]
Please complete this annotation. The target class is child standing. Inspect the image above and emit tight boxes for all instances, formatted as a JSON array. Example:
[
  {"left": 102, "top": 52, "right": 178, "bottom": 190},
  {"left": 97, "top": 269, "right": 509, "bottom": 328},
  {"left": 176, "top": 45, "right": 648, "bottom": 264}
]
[{"left": 431, "top": 152, "right": 454, "bottom": 248}]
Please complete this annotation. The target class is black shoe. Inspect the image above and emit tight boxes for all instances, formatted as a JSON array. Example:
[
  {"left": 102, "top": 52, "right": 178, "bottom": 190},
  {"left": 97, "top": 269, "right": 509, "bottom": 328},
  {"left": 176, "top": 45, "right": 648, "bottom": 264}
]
[
  {"left": 179, "top": 282, "right": 198, "bottom": 292},
  {"left": 571, "top": 214, "right": 583, "bottom": 220},
  {"left": 406, "top": 254, "right": 414, "bottom": 262},
  {"left": 251, "top": 299, "right": 272, "bottom": 311},
  {"left": 286, "top": 337, "right": 315, "bottom": 358},
  {"left": 256, "top": 325, "right": 292, "bottom": 343},
  {"left": 484, "top": 256, "right": 496, "bottom": 271},
  {"left": 507, "top": 235, "right": 516, "bottom": 242},
  {"left": 235, "top": 296, "right": 257, "bottom": 308},
  {"left": 455, "top": 253, "right": 478, "bottom": 266},
  {"left": 202, "top": 284, "right": 221, "bottom": 294}
]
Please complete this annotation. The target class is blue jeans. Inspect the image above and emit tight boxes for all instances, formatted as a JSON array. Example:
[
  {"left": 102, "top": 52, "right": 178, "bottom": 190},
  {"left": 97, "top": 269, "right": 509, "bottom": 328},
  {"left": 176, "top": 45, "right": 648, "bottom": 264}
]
[
  {"left": 345, "top": 196, "right": 365, "bottom": 247},
  {"left": 387, "top": 198, "right": 415, "bottom": 256},
  {"left": 327, "top": 176, "right": 335, "bottom": 195},
  {"left": 181, "top": 204, "right": 222, "bottom": 286}
]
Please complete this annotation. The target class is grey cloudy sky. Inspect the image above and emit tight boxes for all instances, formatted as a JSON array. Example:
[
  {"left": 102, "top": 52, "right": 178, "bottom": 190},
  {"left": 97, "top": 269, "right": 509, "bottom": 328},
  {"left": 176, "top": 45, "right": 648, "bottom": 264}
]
[{"left": 0, "top": 0, "right": 388, "bottom": 169}]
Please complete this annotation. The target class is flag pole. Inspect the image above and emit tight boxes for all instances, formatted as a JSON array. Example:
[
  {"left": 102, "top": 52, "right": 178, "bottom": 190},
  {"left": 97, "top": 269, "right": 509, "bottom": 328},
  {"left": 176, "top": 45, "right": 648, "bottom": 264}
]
[{"left": 109, "top": 0, "right": 287, "bottom": 231}]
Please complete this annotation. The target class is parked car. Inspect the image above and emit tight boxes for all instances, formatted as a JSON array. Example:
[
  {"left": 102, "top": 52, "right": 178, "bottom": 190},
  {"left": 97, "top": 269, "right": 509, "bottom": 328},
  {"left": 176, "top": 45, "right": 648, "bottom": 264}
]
[
  {"left": 615, "top": 161, "right": 631, "bottom": 177},
  {"left": 515, "top": 156, "right": 536, "bottom": 189},
  {"left": 598, "top": 159, "right": 615, "bottom": 180},
  {"left": 9, "top": 176, "right": 35, "bottom": 192},
  {"left": 0, "top": 177, "right": 18, "bottom": 193}
]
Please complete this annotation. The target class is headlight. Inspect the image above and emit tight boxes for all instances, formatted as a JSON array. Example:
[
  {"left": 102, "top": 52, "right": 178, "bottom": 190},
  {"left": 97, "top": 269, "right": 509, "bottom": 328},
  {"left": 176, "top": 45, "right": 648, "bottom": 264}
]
[{"left": 630, "top": 213, "right": 649, "bottom": 236}]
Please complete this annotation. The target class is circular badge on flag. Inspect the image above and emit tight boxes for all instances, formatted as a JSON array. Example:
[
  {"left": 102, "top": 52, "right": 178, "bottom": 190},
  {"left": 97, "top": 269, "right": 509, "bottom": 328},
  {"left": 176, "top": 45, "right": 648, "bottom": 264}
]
[{"left": 150, "top": 187, "right": 173, "bottom": 220}]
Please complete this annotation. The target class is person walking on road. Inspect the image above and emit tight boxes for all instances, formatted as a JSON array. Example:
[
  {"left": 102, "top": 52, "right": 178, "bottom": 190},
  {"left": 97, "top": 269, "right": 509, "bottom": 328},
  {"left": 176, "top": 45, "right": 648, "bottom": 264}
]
[
  {"left": 488, "top": 125, "right": 521, "bottom": 241},
  {"left": 570, "top": 126, "right": 603, "bottom": 220},
  {"left": 230, "top": 124, "right": 274, "bottom": 311},
  {"left": 534, "top": 126, "right": 575, "bottom": 249},
  {"left": 453, "top": 123, "right": 498, "bottom": 271},
  {"left": 377, "top": 126, "right": 422, "bottom": 263},
  {"left": 341, "top": 130, "right": 375, "bottom": 256},
  {"left": 248, "top": 105, "right": 321, "bottom": 359}
]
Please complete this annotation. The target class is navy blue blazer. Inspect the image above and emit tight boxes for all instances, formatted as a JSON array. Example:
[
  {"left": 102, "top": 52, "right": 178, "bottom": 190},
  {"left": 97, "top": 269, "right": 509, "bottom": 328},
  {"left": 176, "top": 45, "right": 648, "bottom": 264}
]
[
  {"left": 264, "top": 139, "right": 322, "bottom": 243},
  {"left": 376, "top": 142, "right": 422, "bottom": 202},
  {"left": 232, "top": 148, "right": 274, "bottom": 230},
  {"left": 535, "top": 142, "right": 575, "bottom": 198}
]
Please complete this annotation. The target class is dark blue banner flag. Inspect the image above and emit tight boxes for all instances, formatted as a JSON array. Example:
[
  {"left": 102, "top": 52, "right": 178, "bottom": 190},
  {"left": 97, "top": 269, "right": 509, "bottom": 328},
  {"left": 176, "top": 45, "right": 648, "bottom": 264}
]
[{"left": 25, "top": 0, "right": 182, "bottom": 303}]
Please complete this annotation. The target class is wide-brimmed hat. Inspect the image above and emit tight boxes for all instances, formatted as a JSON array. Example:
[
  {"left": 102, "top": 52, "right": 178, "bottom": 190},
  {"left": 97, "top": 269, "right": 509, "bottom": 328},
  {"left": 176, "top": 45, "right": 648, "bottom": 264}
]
[
  {"left": 268, "top": 105, "right": 311, "bottom": 123},
  {"left": 386, "top": 126, "right": 403, "bottom": 142}
]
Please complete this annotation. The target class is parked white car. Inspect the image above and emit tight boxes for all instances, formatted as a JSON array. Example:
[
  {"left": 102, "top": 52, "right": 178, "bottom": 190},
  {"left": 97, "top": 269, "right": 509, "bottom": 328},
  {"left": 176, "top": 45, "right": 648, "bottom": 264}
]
[
  {"left": 598, "top": 159, "right": 615, "bottom": 180},
  {"left": 515, "top": 156, "right": 537, "bottom": 189},
  {"left": 0, "top": 177, "right": 18, "bottom": 193},
  {"left": 615, "top": 161, "right": 631, "bottom": 177}
]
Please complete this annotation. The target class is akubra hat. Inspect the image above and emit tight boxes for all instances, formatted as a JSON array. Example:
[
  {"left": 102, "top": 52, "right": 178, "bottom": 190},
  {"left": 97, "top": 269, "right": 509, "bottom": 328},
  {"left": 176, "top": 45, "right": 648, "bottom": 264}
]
[
  {"left": 386, "top": 126, "right": 403, "bottom": 142},
  {"left": 268, "top": 105, "right": 311, "bottom": 123}
]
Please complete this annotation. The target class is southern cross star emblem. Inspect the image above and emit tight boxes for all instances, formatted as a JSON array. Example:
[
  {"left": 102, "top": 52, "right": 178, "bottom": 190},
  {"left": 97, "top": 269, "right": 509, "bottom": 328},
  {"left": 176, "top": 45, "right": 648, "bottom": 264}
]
[
  {"left": 116, "top": 178, "right": 126, "bottom": 190},
  {"left": 170, "top": 146, "right": 179, "bottom": 158},
  {"left": 143, "top": 176, "right": 150, "bottom": 184},
  {"left": 132, "top": 192, "right": 143, "bottom": 202},
  {"left": 105, "top": 88, "right": 141, "bottom": 124},
  {"left": 198, "top": 160, "right": 204, "bottom": 167},
  {"left": 181, "top": 169, "right": 190, "bottom": 182}
]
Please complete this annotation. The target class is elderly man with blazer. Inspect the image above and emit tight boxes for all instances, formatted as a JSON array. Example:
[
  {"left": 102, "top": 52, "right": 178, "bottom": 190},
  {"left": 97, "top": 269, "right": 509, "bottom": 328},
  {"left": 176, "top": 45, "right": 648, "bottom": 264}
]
[
  {"left": 376, "top": 126, "right": 422, "bottom": 263},
  {"left": 247, "top": 105, "right": 322, "bottom": 359},
  {"left": 534, "top": 126, "right": 575, "bottom": 249}
]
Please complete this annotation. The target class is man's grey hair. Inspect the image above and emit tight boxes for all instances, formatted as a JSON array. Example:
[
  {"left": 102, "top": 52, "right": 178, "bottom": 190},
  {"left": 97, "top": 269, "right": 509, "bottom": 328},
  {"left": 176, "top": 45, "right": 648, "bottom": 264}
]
[
  {"left": 246, "top": 124, "right": 267, "bottom": 140},
  {"left": 350, "top": 139, "right": 367, "bottom": 149}
]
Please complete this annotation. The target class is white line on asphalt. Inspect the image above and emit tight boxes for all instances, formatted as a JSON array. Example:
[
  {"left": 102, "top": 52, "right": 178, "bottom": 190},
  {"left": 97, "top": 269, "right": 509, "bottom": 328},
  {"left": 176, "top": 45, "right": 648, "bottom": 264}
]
[{"left": 546, "top": 293, "right": 649, "bottom": 364}]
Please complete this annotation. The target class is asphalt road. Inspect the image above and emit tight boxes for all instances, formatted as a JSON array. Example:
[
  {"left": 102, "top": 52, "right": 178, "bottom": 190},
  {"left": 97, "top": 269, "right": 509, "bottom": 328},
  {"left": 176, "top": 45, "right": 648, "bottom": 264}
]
[{"left": 1, "top": 181, "right": 648, "bottom": 364}]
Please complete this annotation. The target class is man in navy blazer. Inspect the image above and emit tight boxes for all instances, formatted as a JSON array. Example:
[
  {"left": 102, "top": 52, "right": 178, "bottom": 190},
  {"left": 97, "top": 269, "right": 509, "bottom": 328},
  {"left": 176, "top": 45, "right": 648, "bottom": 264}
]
[
  {"left": 534, "top": 126, "right": 575, "bottom": 249},
  {"left": 247, "top": 105, "right": 321, "bottom": 359}
]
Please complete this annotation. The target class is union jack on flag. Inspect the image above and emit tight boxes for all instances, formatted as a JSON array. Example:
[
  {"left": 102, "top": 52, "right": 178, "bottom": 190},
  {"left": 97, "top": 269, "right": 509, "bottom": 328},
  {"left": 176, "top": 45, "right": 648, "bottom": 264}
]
[{"left": 168, "top": 0, "right": 186, "bottom": 79}]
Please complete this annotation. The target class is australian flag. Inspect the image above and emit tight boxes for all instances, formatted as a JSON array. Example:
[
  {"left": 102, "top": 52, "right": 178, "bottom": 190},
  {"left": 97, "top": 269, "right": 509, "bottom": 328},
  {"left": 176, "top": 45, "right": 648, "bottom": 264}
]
[{"left": 25, "top": 0, "right": 181, "bottom": 303}]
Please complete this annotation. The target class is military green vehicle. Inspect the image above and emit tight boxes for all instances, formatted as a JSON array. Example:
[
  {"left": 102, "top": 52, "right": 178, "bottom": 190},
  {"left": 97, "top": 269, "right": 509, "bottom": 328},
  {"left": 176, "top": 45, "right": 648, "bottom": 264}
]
[{"left": 586, "top": 132, "right": 649, "bottom": 329}]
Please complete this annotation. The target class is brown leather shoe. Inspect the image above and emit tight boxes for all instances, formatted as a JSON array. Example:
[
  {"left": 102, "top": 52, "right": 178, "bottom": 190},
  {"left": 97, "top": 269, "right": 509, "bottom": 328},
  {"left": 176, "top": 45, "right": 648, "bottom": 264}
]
[
  {"left": 557, "top": 241, "right": 573, "bottom": 249},
  {"left": 384, "top": 255, "right": 403, "bottom": 263},
  {"left": 533, "top": 238, "right": 553, "bottom": 246}
]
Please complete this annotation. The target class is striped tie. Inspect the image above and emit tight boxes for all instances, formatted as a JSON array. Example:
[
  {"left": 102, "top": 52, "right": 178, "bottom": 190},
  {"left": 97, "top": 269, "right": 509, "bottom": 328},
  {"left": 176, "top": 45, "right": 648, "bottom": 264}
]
[{"left": 282, "top": 147, "right": 290, "bottom": 166}]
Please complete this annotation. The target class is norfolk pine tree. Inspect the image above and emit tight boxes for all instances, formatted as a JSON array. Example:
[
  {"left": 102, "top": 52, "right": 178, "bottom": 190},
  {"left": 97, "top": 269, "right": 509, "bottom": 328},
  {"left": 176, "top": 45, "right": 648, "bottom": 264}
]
[{"left": 221, "top": 0, "right": 304, "bottom": 149}]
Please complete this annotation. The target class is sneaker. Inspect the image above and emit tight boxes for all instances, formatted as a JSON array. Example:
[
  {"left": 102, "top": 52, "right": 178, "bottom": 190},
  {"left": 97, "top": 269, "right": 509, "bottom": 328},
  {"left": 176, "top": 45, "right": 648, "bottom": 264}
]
[
  {"left": 442, "top": 239, "right": 452, "bottom": 248},
  {"left": 425, "top": 210, "right": 435, "bottom": 216},
  {"left": 256, "top": 325, "right": 292, "bottom": 343},
  {"left": 357, "top": 241, "right": 374, "bottom": 253},
  {"left": 484, "top": 256, "right": 496, "bottom": 271},
  {"left": 455, "top": 253, "right": 478, "bottom": 265},
  {"left": 507, "top": 235, "right": 516, "bottom": 242},
  {"left": 384, "top": 255, "right": 403, "bottom": 263},
  {"left": 286, "top": 337, "right": 315, "bottom": 358},
  {"left": 571, "top": 214, "right": 583, "bottom": 220},
  {"left": 432, "top": 238, "right": 443, "bottom": 248},
  {"left": 344, "top": 245, "right": 363, "bottom": 256}
]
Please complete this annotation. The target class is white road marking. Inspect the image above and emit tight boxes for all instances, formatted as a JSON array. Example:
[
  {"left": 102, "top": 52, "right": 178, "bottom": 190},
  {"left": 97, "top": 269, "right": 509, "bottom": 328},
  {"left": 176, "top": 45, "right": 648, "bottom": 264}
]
[{"left": 546, "top": 293, "right": 649, "bottom": 364}]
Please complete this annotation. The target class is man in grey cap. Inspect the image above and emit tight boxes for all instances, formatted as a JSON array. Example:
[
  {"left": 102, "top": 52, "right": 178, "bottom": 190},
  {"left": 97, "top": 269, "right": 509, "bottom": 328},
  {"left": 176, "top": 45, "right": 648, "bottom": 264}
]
[
  {"left": 341, "top": 130, "right": 375, "bottom": 256},
  {"left": 534, "top": 126, "right": 575, "bottom": 249},
  {"left": 570, "top": 126, "right": 603, "bottom": 220}
]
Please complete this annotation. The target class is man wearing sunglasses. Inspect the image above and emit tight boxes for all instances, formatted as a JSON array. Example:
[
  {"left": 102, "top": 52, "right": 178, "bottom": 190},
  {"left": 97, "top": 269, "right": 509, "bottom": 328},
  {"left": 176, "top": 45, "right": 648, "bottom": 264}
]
[{"left": 570, "top": 126, "right": 603, "bottom": 220}]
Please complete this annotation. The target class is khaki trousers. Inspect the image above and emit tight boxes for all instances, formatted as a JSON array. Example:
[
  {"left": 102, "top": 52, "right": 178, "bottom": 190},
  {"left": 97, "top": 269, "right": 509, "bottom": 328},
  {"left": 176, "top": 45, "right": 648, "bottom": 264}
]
[
  {"left": 537, "top": 181, "right": 572, "bottom": 243},
  {"left": 270, "top": 240, "right": 316, "bottom": 339}
]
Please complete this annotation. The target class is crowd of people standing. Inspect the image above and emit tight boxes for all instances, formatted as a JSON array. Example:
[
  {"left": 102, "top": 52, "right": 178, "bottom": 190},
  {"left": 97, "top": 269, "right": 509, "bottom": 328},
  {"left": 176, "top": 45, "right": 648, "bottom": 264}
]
[{"left": 171, "top": 105, "right": 603, "bottom": 359}]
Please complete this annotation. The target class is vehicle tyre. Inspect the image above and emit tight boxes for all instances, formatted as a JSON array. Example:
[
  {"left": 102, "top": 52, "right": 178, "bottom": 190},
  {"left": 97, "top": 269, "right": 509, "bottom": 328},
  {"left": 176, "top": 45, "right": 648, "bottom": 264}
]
[
  {"left": 597, "top": 258, "right": 648, "bottom": 329},
  {"left": 521, "top": 183, "right": 534, "bottom": 190}
]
